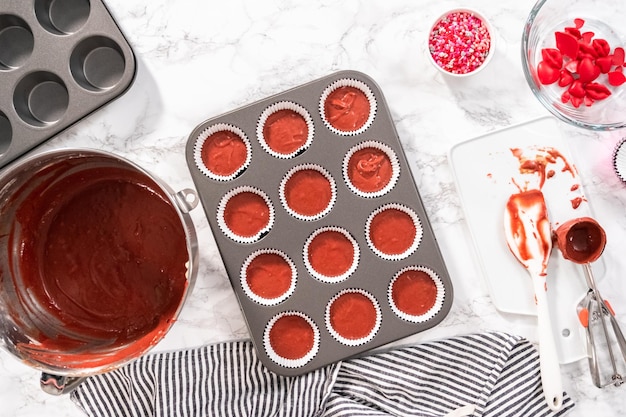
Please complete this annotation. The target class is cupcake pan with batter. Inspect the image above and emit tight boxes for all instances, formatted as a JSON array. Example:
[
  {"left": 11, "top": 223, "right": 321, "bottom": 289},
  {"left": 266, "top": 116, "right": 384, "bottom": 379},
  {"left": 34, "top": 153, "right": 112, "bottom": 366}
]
[{"left": 185, "top": 70, "right": 453, "bottom": 376}]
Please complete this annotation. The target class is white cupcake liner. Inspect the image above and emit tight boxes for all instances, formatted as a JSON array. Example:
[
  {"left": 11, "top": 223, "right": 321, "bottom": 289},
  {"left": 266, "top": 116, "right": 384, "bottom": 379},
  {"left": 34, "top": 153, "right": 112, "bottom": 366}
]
[
  {"left": 303, "top": 226, "right": 360, "bottom": 283},
  {"left": 343, "top": 140, "right": 401, "bottom": 198},
  {"left": 216, "top": 185, "right": 275, "bottom": 244},
  {"left": 388, "top": 266, "right": 445, "bottom": 323},
  {"left": 263, "top": 311, "right": 320, "bottom": 368},
  {"left": 613, "top": 137, "right": 626, "bottom": 183},
  {"left": 279, "top": 163, "right": 337, "bottom": 221},
  {"left": 325, "top": 288, "right": 382, "bottom": 347},
  {"left": 256, "top": 101, "right": 314, "bottom": 159},
  {"left": 240, "top": 249, "right": 297, "bottom": 306},
  {"left": 319, "top": 78, "right": 377, "bottom": 136},
  {"left": 193, "top": 123, "right": 251, "bottom": 181},
  {"left": 365, "top": 203, "right": 424, "bottom": 261}
]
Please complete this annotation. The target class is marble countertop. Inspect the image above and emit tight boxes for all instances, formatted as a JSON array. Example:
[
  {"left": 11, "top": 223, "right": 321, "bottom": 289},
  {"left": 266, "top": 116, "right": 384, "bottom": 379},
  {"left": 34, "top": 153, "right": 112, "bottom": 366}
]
[{"left": 2, "top": 0, "right": 626, "bottom": 415}]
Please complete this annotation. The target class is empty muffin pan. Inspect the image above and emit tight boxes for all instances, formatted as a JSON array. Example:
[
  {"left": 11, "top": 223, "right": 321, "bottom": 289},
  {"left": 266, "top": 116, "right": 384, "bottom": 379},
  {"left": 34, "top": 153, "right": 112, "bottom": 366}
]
[
  {"left": 0, "top": 0, "right": 136, "bottom": 169},
  {"left": 185, "top": 70, "right": 454, "bottom": 376}
]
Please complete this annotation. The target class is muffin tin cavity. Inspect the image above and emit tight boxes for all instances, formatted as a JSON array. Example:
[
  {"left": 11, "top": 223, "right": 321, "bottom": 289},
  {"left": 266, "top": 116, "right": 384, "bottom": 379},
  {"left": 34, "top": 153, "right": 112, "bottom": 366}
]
[
  {"left": 0, "top": 15, "right": 34, "bottom": 70},
  {"left": 0, "top": 0, "right": 135, "bottom": 168},
  {"left": 185, "top": 70, "right": 453, "bottom": 376}
]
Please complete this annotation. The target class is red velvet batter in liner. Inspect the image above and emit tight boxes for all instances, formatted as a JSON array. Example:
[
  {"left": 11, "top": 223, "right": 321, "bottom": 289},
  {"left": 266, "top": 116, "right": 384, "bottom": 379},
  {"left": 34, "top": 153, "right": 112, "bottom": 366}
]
[
  {"left": 307, "top": 230, "right": 355, "bottom": 278},
  {"left": 324, "top": 86, "right": 370, "bottom": 132},
  {"left": 392, "top": 270, "right": 438, "bottom": 316},
  {"left": 223, "top": 192, "right": 270, "bottom": 238},
  {"left": 269, "top": 314, "right": 315, "bottom": 360},
  {"left": 200, "top": 130, "right": 247, "bottom": 176},
  {"left": 284, "top": 169, "right": 332, "bottom": 217},
  {"left": 347, "top": 147, "right": 393, "bottom": 193},
  {"left": 263, "top": 109, "right": 308, "bottom": 155},
  {"left": 329, "top": 292, "right": 377, "bottom": 340},
  {"left": 369, "top": 208, "right": 416, "bottom": 255},
  {"left": 246, "top": 253, "right": 292, "bottom": 299}
]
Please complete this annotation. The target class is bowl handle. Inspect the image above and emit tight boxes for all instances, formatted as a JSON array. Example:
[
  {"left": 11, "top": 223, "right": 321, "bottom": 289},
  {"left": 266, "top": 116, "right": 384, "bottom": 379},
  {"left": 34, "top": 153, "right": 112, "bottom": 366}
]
[{"left": 174, "top": 188, "right": 199, "bottom": 213}]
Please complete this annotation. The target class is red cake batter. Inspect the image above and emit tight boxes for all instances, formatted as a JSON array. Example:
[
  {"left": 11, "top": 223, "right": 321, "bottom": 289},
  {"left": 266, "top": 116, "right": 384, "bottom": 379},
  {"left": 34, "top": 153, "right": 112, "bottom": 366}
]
[
  {"left": 269, "top": 314, "right": 315, "bottom": 360},
  {"left": 200, "top": 130, "right": 248, "bottom": 176},
  {"left": 329, "top": 292, "right": 377, "bottom": 340},
  {"left": 324, "top": 86, "right": 370, "bottom": 132},
  {"left": 391, "top": 269, "right": 438, "bottom": 316},
  {"left": 263, "top": 109, "right": 308, "bottom": 155},
  {"left": 347, "top": 147, "right": 393, "bottom": 193},
  {"left": 307, "top": 230, "right": 355, "bottom": 278},
  {"left": 223, "top": 191, "right": 270, "bottom": 238},
  {"left": 246, "top": 253, "right": 292, "bottom": 299},
  {"left": 284, "top": 169, "right": 332, "bottom": 217},
  {"left": 369, "top": 208, "right": 416, "bottom": 255},
  {"left": 13, "top": 165, "right": 188, "bottom": 358}
]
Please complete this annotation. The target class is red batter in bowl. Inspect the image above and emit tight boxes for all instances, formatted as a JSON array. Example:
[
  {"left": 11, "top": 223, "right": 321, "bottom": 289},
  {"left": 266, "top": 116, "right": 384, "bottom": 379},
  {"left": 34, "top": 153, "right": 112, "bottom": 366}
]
[{"left": 0, "top": 150, "right": 195, "bottom": 374}]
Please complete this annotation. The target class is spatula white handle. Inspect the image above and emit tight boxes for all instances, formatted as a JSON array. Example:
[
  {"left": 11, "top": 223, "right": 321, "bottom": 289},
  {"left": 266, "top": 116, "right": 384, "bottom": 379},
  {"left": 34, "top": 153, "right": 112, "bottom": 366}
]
[{"left": 532, "top": 273, "right": 564, "bottom": 411}]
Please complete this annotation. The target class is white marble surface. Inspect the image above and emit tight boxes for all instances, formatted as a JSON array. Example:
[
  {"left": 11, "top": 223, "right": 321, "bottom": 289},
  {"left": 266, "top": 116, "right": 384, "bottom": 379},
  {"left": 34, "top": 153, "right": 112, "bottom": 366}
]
[{"left": 2, "top": 0, "right": 626, "bottom": 415}]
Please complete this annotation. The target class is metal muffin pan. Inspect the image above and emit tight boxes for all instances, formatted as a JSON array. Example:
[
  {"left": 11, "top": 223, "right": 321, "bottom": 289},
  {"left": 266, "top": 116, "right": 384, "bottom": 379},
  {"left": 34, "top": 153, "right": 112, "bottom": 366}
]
[
  {"left": 0, "top": 0, "right": 136, "bottom": 169},
  {"left": 185, "top": 70, "right": 454, "bottom": 376}
]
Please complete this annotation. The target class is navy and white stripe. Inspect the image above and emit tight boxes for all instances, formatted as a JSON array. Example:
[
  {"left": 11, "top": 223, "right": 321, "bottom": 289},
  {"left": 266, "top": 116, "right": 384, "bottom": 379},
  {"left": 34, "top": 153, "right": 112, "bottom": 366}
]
[{"left": 71, "top": 332, "right": 574, "bottom": 417}]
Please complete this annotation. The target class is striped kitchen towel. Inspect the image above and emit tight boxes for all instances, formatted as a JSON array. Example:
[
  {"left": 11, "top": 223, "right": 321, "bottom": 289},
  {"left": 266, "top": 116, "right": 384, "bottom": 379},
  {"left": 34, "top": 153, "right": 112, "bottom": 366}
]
[{"left": 71, "top": 331, "right": 575, "bottom": 417}]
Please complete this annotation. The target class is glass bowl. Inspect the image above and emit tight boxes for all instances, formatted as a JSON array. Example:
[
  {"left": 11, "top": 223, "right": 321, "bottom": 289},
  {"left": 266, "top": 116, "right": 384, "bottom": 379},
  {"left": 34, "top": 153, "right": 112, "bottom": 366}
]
[{"left": 522, "top": 0, "right": 626, "bottom": 130}]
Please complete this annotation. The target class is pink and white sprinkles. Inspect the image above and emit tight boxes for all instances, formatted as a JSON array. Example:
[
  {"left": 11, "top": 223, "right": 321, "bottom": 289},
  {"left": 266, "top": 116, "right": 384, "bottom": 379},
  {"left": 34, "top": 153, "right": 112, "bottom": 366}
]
[{"left": 429, "top": 11, "right": 491, "bottom": 75}]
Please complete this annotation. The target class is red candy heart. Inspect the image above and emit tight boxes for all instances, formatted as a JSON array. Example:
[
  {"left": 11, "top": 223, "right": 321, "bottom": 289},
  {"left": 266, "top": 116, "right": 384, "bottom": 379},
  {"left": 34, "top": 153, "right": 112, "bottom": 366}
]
[
  {"left": 538, "top": 61, "right": 560, "bottom": 85},
  {"left": 574, "top": 18, "right": 585, "bottom": 29},
  {"left": 569, "top": 80, "right": 586, "bottom": 97},
  {"left": 578, "top": 57, "right": 601, "bottom": 82},
  {"left": 608, "top": 71, "right": 626, "bottom": 86},
  {"left": 596, "top": 56, "right": 613, "bottom": 73},
  {"left": 613, "top": 47, "right": 625, "bottom": 66},
  {"left": 555, "top": 31, "right": 580, "bottom": 59},
  {"left": 558, "top": 69, "right": 574, "bottom": 87}
]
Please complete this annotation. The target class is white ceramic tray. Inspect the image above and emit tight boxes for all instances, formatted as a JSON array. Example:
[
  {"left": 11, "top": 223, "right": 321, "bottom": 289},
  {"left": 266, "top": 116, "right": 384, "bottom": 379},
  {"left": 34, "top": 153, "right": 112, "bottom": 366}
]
[{"left": 449, "top": 116, "right": 603, "bottom": 364}]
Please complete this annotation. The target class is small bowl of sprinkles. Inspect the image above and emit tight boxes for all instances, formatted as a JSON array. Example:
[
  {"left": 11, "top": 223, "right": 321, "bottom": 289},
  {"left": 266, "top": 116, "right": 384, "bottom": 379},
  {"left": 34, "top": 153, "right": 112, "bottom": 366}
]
[{"left": 428, "top": 8, "right": 494, "bottom": 77}]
